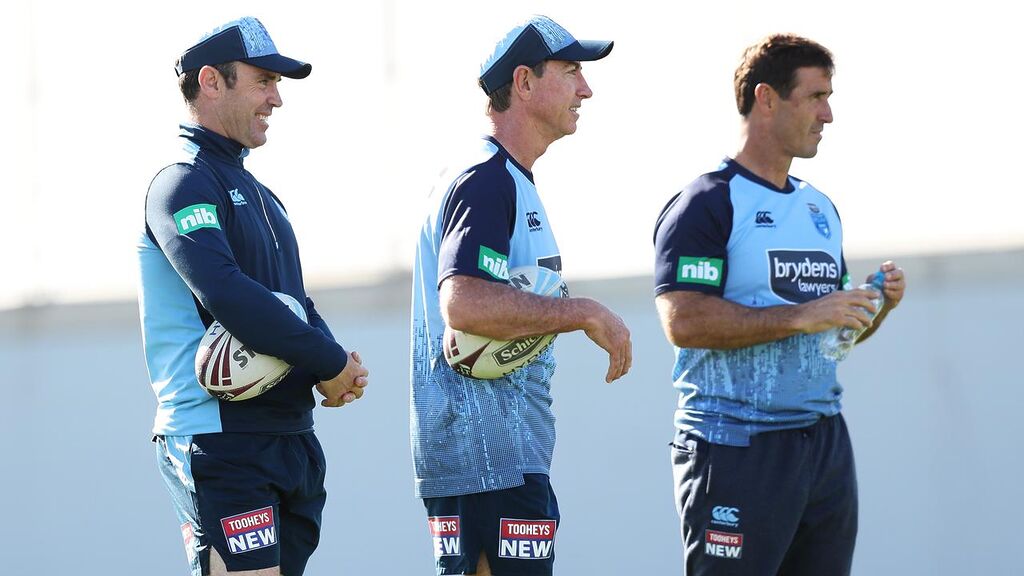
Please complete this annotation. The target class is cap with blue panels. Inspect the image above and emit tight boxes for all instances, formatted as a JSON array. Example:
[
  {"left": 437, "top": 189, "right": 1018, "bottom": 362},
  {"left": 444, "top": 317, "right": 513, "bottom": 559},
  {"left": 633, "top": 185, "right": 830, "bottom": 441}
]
[
  {"left": 479, "top": 15, "right": 613, "bottom": 95},
  {"left": 175, "top": 16, "right": 311, "bottom": 79}
]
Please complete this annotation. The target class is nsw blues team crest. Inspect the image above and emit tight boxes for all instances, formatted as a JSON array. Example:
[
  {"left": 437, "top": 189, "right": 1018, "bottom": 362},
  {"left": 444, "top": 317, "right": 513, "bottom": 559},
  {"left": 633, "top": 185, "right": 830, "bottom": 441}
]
[{"left": 807, "top": 203, "right": 831, "bottom": 239}]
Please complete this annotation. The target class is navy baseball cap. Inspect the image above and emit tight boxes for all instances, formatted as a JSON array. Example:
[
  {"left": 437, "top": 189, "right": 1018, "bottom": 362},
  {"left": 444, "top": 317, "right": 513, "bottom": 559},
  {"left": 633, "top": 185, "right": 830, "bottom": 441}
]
[
  {"left": 479, "top": 15, "right": 613, "bottom": 95},
  {"left": 175, "top": 17, "right": 311, "bottom": 79}
]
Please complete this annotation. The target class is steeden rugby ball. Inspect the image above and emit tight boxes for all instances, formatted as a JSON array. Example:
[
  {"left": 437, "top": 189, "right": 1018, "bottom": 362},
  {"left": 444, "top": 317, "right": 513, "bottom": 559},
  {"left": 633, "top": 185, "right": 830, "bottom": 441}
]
[
  {"left": 195, "top": 292, "right": 307, "bottom": 401},
  {"left": 443, "top": 266, "right": 567, "bottom": 380}
]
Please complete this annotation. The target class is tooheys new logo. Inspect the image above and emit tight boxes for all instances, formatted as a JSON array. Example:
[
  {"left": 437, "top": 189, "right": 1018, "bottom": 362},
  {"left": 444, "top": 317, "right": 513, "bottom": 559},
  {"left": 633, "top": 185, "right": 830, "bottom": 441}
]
[
  {"left": 428, "top": 516, "right": 461, "bottom": 558},
  {"left": 705, "top": 530, "right": 743, "bottom": 559},
  {"left": 220, "top": 507, "right": 276, "bottom": 555},
  {"left": 499, "top": 519, "right": 556, "bottom": 559},
  {"left": 768, "top": 250, "right": 840, "bottom": 303}
]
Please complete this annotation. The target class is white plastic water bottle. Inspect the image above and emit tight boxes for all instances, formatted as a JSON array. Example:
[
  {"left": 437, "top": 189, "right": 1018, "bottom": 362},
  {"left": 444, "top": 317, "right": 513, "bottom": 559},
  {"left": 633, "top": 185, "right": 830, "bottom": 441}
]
[{"left": 820, "top": 271, "right": 886, "bottom": 362}]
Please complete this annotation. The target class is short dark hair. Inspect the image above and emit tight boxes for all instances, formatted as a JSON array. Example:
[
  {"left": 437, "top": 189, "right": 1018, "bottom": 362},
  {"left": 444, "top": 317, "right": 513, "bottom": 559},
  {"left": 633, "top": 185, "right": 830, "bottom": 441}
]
[
  {"left": 483, "top": 60, "right": 548, "bottom": 113},
  {"left": 734, "top": 34, "right": 834, "bottom": 117},
  {"left": 177, "top": 61, "right": 238, "bottom": 105}
]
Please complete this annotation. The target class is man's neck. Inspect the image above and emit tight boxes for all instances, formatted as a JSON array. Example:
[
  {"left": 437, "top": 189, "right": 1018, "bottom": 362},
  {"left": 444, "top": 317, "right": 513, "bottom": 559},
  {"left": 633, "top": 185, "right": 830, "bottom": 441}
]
[
  {"left": 734, "top": 124, "right": 793, "bottom": 189},
  {"left": 490, "top": 113, "right": 554, "bottom": 172},
  {"left": 190, "top": 108, "right": 232, "bottom": 145}
]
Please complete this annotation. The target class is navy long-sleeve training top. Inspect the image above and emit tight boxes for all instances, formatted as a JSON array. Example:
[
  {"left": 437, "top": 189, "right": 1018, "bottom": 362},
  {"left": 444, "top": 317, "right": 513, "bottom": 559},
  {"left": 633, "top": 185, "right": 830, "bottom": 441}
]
[{"left": 137, "top": 123, "right": 347, "bottom": 435}]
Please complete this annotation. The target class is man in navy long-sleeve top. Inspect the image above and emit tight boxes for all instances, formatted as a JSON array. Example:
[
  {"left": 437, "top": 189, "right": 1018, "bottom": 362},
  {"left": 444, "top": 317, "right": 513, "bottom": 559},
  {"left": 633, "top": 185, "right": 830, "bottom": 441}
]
[{"left": 137, "top": 16, "right": 368, "bottom": 576}]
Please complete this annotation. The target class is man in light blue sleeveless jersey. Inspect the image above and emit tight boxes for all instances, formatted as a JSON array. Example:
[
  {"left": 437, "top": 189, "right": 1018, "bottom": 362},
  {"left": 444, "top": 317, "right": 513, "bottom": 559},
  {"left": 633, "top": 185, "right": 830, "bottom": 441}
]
[
  {"left": 411, "top": 15, "right": 632, "bottom": 576},
  {"left": 653, "top": 35, "right": 907, "bottom": 575}
]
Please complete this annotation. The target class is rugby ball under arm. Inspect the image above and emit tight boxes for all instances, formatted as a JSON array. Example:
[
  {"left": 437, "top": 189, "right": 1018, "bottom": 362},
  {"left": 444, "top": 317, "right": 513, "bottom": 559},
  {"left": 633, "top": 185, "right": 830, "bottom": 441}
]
[
  {"left": 443, "top": 266, "right": 568, "bottom": 380},
  {"left": 195, "top": 292, "right": 308, "bottom": 401}
]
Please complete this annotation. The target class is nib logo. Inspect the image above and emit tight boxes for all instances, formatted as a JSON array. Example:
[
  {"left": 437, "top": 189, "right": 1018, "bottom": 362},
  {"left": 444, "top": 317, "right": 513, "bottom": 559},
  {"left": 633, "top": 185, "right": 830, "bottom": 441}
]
[
  {"left": 676, "top": 257, "right": 723, "bottom": 287},
  {"left": 478, "top": 246, "right": 510, "bottom": 280},
  {"left": 174, "top": 204, "right": 221, "bottom": 235}
]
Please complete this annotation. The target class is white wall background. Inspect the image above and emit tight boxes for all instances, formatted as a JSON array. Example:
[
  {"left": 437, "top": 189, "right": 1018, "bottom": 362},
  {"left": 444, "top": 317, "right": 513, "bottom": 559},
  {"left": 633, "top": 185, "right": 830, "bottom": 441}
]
[
  {"left": 2, "top": 0, "right": 1023, "bottom": 309},
  {"left": 1, "top": 250, "right": 1020, "bottom": 574}
]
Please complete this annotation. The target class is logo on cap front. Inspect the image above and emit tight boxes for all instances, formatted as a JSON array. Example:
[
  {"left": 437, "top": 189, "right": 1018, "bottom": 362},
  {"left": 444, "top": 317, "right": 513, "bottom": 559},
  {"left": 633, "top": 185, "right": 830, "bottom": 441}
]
[
  {"left": 528, "top": 16, "right": 573, "bottom": 52},
  {"left": 235, "top": 17, "right": 277, "bottom": 57}
]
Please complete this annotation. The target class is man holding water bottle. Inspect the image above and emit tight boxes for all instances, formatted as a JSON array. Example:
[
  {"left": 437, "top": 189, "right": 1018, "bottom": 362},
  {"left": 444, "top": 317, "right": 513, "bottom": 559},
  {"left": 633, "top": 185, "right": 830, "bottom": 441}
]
[{"left": 652, "top": 33, "right": 906, "bottom": 575}]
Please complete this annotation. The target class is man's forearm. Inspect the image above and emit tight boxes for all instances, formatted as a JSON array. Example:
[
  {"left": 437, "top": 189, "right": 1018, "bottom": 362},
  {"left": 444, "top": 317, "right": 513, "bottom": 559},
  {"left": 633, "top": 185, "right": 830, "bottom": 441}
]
[
  {"left": 441, "top": 275, "right": 597, "bottom": 340},
  {"left": 657, "top": 292, "right": 803, "bottom": 350}
]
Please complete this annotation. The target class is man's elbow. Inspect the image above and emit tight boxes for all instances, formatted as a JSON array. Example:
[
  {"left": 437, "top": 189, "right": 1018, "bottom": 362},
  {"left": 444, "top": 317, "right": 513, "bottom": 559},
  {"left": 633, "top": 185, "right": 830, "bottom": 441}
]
[
  {"left": 667, "top": 326, "right": 703, "bottom": 349},
  {"left": 658, "top": 316, "right": 696, "bottom": 348},
  {"left": 443, "top": 302, "right": 474, "bottom": 333}
]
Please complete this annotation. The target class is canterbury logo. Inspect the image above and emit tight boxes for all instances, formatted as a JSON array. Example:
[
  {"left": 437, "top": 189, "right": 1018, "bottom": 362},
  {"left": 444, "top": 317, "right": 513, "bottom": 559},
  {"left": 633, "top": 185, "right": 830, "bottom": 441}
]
[
  {"left": 712, "top": 506, "right": 740, "bottom": 524},
  {"left": 526, "top": 211, "right": 542, "bottom": 230},
  {"left": 755, "top": 211, "right": 774, "bottom": 225},
  {"left": 228, "top": 188, "right": 248, "bottom": 206}
]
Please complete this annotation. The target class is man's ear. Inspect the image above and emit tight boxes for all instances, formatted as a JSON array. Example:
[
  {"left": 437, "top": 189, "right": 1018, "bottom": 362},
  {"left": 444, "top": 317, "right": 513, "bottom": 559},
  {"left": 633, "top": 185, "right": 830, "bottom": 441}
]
[
  {"left": 511, "top": 64, "right": 535, "bottom": 102},
  {"left": 198, "top": 65, "right": 223, "bottom": 99},
  {"left": 753, "top": 82, "right": 778, "bottom": 112}
]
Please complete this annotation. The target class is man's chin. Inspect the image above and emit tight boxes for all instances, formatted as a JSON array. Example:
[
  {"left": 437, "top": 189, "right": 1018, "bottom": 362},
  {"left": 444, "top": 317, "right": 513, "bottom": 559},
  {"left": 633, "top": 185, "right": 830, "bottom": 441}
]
[{"left": 797, "top": 145, "right": 820, "bottom": 159}]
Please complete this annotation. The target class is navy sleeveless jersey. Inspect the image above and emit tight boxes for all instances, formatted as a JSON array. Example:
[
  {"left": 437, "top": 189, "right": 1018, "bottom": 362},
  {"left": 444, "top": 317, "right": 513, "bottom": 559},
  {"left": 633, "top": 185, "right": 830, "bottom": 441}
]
[
  {"left": 653, "top": 158, "right": 852, "bottom": 446},
  {"left": 411, "top": 136, "right": 562, "bottom": 498},
  {"left": 137, "top": 124, "right": 348, "bottom": 435}
]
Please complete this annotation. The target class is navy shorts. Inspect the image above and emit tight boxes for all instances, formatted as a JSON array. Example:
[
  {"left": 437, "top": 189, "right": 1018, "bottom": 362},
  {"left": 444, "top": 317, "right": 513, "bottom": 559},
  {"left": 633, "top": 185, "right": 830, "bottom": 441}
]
[
  {"left": 155, "top": 432, "right": 327, "bottom": 576},
  {"left": 671, "top": 414, "right": 858, "bottom": 576},
  {"left": 423, "top": 474, "right": 560, "bottom": 575}
]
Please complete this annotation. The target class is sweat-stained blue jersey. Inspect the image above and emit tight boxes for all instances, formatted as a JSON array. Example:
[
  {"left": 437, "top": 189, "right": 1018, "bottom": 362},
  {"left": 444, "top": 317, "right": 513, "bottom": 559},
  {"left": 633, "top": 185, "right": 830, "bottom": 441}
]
[
  {"left": 411, "top": 136, "right": 562, "bottom": 499},
  {"left": 654, "top": 158, "right": 852, "bottom": 446},
  {"left": 137, "top": 124, "right": 348, "bottom": 436}
]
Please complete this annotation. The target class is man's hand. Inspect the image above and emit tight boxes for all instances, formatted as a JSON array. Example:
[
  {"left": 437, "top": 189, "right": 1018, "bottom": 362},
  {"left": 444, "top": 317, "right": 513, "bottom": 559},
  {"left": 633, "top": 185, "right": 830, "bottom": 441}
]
[
  {"left": 874, "top": 260, "right": 906, "bottom": 309},
  {"left": 792, "top": 288, "right": 880, "bottom": 335},
  {"left": 580, "top": 298, "right": 632, "bottom": 383},
  {"left": 851, "top": 260, "right": 906, "bottom": 344},
  {"left": 316, "top": 351, "right": 369, "bottom": 408}
]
